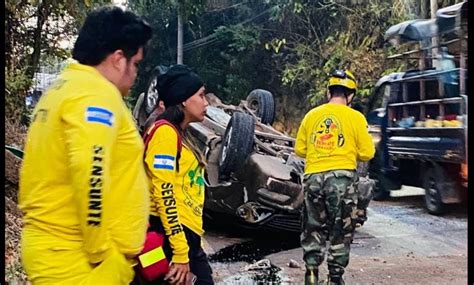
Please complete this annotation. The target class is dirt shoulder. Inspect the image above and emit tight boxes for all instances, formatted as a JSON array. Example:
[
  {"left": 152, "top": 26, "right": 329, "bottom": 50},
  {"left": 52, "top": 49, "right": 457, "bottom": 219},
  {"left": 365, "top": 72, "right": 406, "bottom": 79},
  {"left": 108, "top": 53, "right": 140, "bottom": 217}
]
[{"left": 267, "top": 249, "right": 467, "bottom": 285}]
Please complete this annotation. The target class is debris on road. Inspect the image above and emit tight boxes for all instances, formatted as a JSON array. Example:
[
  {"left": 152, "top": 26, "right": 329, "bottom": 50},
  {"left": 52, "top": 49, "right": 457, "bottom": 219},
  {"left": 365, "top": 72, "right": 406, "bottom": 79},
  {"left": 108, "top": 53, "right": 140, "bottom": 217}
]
[
  {"left": 288, "top": 259, "right": 301, "bottom": 268},
  {"left": 240, "top": 259, "right": 271, "bottom": 271}
]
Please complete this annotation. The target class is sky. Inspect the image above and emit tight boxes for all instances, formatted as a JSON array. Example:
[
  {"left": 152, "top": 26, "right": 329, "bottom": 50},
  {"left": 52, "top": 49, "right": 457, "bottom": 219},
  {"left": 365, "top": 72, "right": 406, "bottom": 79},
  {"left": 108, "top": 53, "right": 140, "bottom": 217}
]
[{"left": 113, "top": 0, "right": 128, "bottom": 9}]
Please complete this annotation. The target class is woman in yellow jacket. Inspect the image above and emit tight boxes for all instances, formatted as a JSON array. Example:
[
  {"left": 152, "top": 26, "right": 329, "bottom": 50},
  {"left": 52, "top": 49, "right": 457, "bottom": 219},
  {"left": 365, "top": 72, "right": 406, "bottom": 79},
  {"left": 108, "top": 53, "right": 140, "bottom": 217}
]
[{"left": 143, "top": 65, "right": 213, "bottom": 285}]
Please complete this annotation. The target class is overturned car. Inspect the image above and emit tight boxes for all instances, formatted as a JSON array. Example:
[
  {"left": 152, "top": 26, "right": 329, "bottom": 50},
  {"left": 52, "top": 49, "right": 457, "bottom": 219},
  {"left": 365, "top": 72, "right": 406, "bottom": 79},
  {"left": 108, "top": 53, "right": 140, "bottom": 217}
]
[{"left": 191, "top": 95, "right": 306, "bottom": 232}]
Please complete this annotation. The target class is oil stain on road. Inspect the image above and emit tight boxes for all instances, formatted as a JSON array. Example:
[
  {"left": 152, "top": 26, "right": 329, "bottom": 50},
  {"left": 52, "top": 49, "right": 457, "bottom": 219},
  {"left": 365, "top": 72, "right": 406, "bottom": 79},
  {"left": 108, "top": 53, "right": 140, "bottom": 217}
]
[{"left": 208, "top": 234, "right": 300, "bottom": 284}]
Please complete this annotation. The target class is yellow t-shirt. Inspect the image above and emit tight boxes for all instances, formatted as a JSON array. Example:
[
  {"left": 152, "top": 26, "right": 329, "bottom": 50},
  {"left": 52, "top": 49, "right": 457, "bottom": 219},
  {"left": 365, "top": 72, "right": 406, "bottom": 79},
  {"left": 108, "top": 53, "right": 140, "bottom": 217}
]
[
  {"left": 295, "top": 103, "right": 375, "bottom": 174},
  {"left": 19, "top": 62, "right": 150, "bottom": 264},
  {"left": 144, "top": 124, "right": 205, "bottom": 264}
]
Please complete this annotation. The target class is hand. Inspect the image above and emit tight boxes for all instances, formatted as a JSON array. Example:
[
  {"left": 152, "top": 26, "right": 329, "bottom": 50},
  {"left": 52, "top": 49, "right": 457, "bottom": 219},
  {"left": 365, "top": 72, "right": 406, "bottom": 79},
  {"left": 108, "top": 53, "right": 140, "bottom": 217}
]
[
  {"left": 164, "top": 262, "right": 190, "bottom": 285},
  {"left": 124, "top": 253, "right": 137, "bottom": 260}
]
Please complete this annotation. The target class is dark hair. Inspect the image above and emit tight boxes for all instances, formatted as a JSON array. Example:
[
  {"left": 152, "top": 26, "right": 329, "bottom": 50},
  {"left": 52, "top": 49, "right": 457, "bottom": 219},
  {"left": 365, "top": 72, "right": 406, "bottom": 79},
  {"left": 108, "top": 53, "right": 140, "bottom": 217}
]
[
  {"left": 329, "top": 85, "right": 355, "bottom": 97},
  {"left": 156, "top": 105, "right": 185, "bottom": 133},
  {"left": 156, "top": 105, "right": 206, "bottom": 166},
  {"left": 72, "top": 6, "right": 152, "bottom": 65}
]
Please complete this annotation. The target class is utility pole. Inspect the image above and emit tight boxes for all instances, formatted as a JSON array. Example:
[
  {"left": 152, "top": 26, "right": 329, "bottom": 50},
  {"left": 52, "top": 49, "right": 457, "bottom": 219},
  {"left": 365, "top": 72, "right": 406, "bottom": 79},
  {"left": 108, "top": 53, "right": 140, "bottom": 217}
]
[
  {"left": 431, "top": 0, "right": 439, "bottom": 68},
  {"left": 177, "top": 1, "right": 184, "bottom": 64}
]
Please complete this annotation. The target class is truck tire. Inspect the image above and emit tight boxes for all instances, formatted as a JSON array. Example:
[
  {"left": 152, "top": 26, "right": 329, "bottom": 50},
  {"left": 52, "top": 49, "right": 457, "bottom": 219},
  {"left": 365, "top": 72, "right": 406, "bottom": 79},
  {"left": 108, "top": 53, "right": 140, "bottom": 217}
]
[
  {"left": 246, "top": 89, "right": 275, "bottom": 125},
  {"left": 371, "top": 173, "right": 390, "bottom": 201},
  {"left": 219, "top": 112, "right": 255, "bottom": 176},
  {"left": 423, "top": 165, "right": 449, "bottom": 215},
  {"left": 368, "top": 151, "right": 390, "bottom": 201}
]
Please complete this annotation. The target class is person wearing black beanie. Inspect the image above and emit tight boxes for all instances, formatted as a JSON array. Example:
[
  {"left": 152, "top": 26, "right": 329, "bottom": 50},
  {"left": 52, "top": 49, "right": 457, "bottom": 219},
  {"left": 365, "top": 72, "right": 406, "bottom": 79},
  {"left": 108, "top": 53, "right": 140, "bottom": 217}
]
[
  {"left": 141, "top": 64, "right": 214, "bottom": 285},
  {"left": 156, "top": 64, "right": 205, "bottom": 108}
]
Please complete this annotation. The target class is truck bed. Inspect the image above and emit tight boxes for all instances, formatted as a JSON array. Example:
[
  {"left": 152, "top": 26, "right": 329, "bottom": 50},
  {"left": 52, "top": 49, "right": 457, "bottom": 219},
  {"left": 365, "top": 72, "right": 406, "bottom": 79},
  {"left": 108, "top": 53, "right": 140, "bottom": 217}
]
[{"left": 387, "top": 127, "right": 465, "bottom": 163}]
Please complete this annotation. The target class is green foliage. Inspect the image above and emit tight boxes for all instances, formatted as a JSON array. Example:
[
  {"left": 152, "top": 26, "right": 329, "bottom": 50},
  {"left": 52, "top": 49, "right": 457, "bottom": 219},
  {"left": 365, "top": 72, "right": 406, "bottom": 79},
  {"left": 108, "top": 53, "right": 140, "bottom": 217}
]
[
  {"left": 264, "top": 38, "right": 286, "bottom": 53},
  {"left": 128, "top": 0, "right": 274, "bottom": 105},
  {"left": 221, "top": 74, "right": 253, "bottom": 104},
  {"left": 265, "top": 0, "right": 407, "bottom": 110},
  {"left": 127, "top": 0, "right": 209, "bottom": 100},
  {"left": 126, "top": 0, "right": 415, "bottom": 131},
  {"left": 215, "top": 24, "right": 261, "bottom": 53},
  {"left": 5, "top": 0, "right": 111, "bottom": 122},
  {"left": 5, "top": 68, "right": 33, "bottom": 124},
  {"left": 127, "top": 0, "right": 179, "bottom": 105}
]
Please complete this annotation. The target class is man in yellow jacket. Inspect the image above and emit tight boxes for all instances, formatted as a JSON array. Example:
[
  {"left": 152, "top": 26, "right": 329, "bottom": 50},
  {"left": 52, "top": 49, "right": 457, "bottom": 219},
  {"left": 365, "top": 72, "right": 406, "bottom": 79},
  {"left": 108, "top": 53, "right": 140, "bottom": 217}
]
[
  {"left": 19, "top": 6, "right": 152, "bottom": 284},
  {"left": 295, "top": 70, "right": 375, "bottom": 285}
]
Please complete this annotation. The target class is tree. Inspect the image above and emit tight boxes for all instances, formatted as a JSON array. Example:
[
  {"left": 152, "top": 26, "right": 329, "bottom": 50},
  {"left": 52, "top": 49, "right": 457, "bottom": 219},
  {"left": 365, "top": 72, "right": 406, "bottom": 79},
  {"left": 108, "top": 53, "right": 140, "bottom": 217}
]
[
  {"left": 266, "top": 1, "right": 399, "bottom": 101},
  {"left": 5, "top": 0, "right": 111, "bottom": 122},
  {"left": 128, "top": 0, "right": 275, "bottom": 105},
  {"left": 126, "top": 0, "right": 414, "bottom": 135},
  {"left": 127, "top": 0, "right": 207, "bottom": 103}
]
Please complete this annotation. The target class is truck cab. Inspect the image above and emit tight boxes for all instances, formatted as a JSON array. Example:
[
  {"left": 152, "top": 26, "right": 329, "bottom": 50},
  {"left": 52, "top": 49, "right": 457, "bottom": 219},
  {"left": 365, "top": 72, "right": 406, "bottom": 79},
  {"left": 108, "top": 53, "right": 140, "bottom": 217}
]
[{"left": 365, "top": 1, "right": 468, "bottom": 215}]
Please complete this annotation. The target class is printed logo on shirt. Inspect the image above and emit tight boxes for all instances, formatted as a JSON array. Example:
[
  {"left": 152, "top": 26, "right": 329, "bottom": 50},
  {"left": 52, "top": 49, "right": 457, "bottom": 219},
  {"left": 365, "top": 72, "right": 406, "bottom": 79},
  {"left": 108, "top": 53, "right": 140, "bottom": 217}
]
[
  {"left": 182, "top": 163, "right": 205, "bottom": 217},
  {"left": 88, "top": 145, "right": 104, "bottom": 226},
  {"left": 85, "top": 106, "right": 114, "bottom": 127},
  {"left": 154, "top": 155, "right": 176, "bottom": 171},
  {"left": 188, "top": 165, "right": 205, "bottom": 189},
  {"left": 310, "top": 115, "right": 345, "bottom": 156},
  {"left": 161, "top": 182, "right": 183, "bottom": 235}
]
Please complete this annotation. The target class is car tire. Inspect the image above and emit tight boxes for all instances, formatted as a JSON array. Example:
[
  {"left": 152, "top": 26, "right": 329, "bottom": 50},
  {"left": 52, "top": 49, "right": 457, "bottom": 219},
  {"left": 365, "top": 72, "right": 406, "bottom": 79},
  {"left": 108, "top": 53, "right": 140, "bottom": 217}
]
[
  {"left": 219, "top": 112, "right": 255, "bottom": 176},
  {"left": 246, "top": 89, "right": 275, "bottom": 125},
  {"left": 132, "top": 92, "right": 147, "bottom": 130},
  {"left": 423, "top": 164, "right": 450, "bottom": 215}
]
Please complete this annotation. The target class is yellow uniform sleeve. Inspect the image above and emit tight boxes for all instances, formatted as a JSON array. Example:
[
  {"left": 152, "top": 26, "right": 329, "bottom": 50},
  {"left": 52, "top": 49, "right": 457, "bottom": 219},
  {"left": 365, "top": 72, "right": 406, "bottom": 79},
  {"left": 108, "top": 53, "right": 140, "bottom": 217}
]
[
  {"left": 61, "top": 93, "right": 119, "bottom": 264},
  {"left": 355, "top": 114, "right": 375, "bottom": 162},
  {"left": 144, "top": 125, "right": 190, "bottom": 264},
  {"left": 295, "top": 114, "right": 308, "bottom": 158}
]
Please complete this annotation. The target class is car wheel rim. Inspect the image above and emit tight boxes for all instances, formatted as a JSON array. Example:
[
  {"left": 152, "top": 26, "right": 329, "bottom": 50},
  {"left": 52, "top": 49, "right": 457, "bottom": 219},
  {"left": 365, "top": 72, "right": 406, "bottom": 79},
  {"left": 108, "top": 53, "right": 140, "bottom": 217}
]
[
  {"left": 148, "top": 78, "right": 157, "bottom": 96},
  {"left": 249, "top": 100, "right": 259, "bottom": 114}
]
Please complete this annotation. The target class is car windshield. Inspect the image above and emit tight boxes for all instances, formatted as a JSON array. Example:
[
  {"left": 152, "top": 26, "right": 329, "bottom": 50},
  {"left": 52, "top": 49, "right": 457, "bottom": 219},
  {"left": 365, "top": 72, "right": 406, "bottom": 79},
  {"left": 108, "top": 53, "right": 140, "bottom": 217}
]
[{"left": 206, "top": 106, "right": 231, "bottom": 126}]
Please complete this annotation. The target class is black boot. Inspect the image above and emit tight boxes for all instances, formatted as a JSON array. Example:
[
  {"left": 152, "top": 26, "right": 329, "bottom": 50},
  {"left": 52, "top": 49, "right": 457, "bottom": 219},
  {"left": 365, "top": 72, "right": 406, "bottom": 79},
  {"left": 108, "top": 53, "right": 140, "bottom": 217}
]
[
  {"left": 355, "top": 208, "right": 367, "bottom": 226},
  {"left": 327, "top": 275, "right": 345, "bottom": 285},
  {"left": 304, "top": 267, "right": 319, "bottom": 285}
]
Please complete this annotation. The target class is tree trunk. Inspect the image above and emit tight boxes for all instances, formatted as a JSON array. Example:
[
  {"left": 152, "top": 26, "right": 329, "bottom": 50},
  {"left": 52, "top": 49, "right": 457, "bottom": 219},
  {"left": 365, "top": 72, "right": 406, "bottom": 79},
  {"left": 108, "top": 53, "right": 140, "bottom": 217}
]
[
  {"left": 28, "top": 1, "right": 51, "bottom": 78},
  {"left": 420, "top": 0, "right": 429, "bottom": 18}
]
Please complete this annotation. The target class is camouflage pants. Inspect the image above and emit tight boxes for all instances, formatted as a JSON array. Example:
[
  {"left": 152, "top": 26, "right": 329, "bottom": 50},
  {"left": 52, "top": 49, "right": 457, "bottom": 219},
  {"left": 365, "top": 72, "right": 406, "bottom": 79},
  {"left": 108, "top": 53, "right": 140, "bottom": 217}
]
[
  {"left": 301, "top": 169, "right": 358, "bottom": 277},
  {"left": 356, "top": 161, "right": 374, "bottom": 211},
  {"left": 356, "top": 176, "right": 374, "bottom": 210}
]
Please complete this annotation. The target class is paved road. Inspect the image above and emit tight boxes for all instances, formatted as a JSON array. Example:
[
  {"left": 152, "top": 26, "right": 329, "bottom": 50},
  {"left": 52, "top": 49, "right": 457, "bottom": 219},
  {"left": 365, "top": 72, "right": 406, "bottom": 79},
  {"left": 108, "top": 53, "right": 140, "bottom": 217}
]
[{"left": 202, "top": 195, "right": 467, "bottom": 284}]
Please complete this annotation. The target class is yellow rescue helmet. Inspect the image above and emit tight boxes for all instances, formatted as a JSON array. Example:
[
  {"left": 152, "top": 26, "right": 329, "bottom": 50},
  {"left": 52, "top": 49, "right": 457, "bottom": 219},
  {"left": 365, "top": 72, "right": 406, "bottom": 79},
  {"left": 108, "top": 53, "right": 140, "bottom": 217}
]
[{"left": 328, "top": 69, "right": 357, "bottom": 91}]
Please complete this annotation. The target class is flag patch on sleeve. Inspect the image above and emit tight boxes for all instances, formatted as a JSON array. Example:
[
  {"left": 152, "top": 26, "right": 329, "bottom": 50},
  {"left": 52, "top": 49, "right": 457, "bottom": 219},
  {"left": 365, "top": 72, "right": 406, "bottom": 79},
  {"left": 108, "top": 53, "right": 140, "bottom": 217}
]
[
  {"left": 154, "top": 155, "right": 176, "bottom": 171},
  {"left": 85, "top": 106, "right": 114, "bottom": 126}
]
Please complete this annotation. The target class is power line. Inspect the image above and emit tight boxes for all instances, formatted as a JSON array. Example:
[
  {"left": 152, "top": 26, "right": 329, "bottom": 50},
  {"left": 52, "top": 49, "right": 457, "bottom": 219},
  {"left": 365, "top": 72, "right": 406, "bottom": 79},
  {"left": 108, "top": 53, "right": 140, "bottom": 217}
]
[
  {"left": 182, "top": 6, "right": 273, "bottom": 52},
  {"left": 183, "top": 38, "right": 219, "bottom": 52},
  {"left": 205, "top": 1, "right": 246, "bottom": 13}
]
